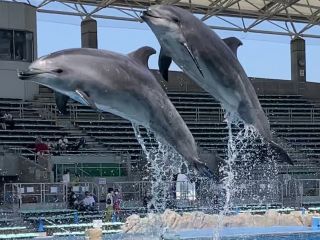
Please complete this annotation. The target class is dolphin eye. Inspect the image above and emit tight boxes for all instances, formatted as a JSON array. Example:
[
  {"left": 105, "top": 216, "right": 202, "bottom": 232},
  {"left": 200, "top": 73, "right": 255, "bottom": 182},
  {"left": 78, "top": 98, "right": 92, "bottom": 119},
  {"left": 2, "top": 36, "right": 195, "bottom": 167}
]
[
  {"left": 172, "top": 17, "right": 180, "bottom": 24},
  {"left": 53, "top": 69, "right": 63, "bottom": 73}
]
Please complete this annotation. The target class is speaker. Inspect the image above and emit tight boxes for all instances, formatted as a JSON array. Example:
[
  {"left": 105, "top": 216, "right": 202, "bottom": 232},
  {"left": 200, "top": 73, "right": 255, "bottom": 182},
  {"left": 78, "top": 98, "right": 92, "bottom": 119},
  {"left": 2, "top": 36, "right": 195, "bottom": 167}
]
[{"left": 291, "top": 37, "right": 306, "bottom": 83}]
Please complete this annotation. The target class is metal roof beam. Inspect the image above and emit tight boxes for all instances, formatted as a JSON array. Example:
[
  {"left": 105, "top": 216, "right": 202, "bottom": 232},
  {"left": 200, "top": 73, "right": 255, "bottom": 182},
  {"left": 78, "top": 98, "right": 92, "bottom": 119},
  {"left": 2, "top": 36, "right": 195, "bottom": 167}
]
[{"left": 5, "top": 0, "right": 320, "bottom": 38}]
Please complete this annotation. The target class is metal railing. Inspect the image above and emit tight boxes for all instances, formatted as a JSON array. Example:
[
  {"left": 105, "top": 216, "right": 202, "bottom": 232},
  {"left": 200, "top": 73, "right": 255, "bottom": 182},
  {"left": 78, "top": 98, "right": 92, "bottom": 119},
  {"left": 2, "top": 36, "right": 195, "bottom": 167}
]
[
  {"left": 37, "top": 102, "right": 320, "bottom": 124},
  {"left": 4, "top": 179, "right": 320, "bottom": 210},
  {"left": 3, "top": 182, "right": 100, "bottom": 209}
]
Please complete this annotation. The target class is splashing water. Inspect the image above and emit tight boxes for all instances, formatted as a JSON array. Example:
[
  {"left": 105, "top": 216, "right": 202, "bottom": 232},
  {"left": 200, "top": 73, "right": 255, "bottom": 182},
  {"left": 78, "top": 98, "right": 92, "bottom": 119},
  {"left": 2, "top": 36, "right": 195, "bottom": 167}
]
[
  {"left": 132, "top": 123, "right": 189, "bottom": 213},
  {"left": 221, "top": 112, "right": 259, "bottom": 213},
  {"left": 213, "top": 112, "right": 268, "bottom": 240},
  {"left": 131, "top": 112, "right": 280, "bottom": 239}
]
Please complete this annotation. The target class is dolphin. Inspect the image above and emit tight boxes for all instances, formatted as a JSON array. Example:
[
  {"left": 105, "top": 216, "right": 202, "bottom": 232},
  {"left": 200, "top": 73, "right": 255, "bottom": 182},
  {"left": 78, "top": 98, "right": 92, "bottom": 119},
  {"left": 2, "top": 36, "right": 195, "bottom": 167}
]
[
  {"left": 18, "top": 46, "right": 221, "bottom": 178},
  {"left": 142, "top": 5, "right": 293, "bottom": 165}
]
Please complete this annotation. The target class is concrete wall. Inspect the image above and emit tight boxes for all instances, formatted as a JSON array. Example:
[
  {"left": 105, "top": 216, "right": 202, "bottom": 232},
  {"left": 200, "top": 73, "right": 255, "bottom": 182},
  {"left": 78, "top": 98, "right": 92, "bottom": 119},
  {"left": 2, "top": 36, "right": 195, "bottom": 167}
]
[
  {"left": 0, "top": 61, "right": 38, "bottom": 100},
  {"left": 0, "top": 150, "right": 19, "bottom": 176},
  {"left": 51, "top": 154, "right": 126, "bottom": 164},
  {"left": 0, "top": 2, "right": 38, "bottom": 100},
  {"left": 18, "top": 156, "right": 51, "bottom": 183}
]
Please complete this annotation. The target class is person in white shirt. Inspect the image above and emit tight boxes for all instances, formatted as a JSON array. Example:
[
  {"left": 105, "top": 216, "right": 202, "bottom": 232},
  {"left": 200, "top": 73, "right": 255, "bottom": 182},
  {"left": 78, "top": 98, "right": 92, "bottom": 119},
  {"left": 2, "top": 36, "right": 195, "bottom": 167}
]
[
  {"left": 58, "top": 135, "right": 69, "bottom": 151},
  {"left": 81, "top": 191, "right": 96, "bottom": 211},
  {"left": 105, "top": 188, "right": 114, "bottom": 221}
]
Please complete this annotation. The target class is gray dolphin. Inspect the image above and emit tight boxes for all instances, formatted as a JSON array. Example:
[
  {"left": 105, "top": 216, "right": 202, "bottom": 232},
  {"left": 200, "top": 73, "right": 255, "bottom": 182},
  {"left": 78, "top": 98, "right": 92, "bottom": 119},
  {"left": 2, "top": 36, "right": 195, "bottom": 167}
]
[
  {"left": 18, "top": 46, "right": 221, "bottom": 177},
  {"left": 142, "top": 5, "right": 293, "bottom": 165}
]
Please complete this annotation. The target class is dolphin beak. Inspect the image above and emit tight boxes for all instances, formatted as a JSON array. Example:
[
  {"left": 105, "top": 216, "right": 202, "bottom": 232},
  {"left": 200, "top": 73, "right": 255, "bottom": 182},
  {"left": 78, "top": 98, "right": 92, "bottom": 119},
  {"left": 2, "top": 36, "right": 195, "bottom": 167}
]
[
  {"left": 18, "top": 69, "right": 49, "bottom": 80},
  {"left": 140, "top": 10, "right": 148, "bottom": 21},
  {"left": 141, "top": 10, "right": 161, "bottom": 21}
]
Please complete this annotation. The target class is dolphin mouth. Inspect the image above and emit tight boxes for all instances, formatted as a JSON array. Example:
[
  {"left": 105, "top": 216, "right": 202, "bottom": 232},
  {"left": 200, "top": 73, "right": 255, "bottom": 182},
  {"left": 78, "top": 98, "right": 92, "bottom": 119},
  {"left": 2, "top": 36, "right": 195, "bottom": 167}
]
[
  {"left": 141, "top": 10, "right": 162, "bottom": 21},
  {"left": 18, "top": 68, "right": 59, "bottom": 80}
]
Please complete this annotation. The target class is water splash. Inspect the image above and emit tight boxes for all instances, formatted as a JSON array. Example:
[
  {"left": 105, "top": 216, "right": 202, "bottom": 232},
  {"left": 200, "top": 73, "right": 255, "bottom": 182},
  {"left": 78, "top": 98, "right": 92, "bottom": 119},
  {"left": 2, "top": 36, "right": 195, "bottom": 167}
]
[
  {"left": 132, "top": 123, "right": 188, "bottom": 213},
  {"left": 213, "top": 112, "right": 262, "bottom": 240},
  {"left": 131, "top": 114, "right": 280, "bottom": 240}
]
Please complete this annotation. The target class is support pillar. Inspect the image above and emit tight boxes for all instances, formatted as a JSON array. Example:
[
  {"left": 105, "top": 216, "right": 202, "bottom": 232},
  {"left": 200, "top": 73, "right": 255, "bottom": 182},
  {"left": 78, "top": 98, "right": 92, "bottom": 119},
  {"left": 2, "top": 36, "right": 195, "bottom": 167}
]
[
  {"left": 291, "top": 37, "right": 306, "bottom": 83},
  {"left": 125, "top": 154, "right": 132, "bottom": 178},
  {"left": 81, "top": 17, "right": 98, "bottom": 48}
]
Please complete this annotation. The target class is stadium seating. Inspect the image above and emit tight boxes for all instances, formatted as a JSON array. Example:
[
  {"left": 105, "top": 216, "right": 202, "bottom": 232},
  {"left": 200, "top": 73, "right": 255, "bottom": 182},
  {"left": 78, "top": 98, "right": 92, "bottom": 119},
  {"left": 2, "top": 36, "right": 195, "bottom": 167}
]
[{"left": 1, "top": 86, "right": 320, "bottom": 178}]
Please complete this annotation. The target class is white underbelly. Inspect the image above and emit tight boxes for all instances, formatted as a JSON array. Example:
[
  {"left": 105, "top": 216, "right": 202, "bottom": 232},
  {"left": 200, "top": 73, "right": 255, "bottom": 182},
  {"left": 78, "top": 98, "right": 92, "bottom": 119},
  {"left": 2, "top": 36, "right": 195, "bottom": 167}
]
[{"left": 95, "top": 102, "right": 151, "bottom": 128}]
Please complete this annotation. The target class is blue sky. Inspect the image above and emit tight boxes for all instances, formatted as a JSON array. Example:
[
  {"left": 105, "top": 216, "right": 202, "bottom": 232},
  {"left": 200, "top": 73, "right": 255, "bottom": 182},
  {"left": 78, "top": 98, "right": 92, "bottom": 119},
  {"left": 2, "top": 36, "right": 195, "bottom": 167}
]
[{"left": 37, "top": 12, "right": 320, "bottom": 82}]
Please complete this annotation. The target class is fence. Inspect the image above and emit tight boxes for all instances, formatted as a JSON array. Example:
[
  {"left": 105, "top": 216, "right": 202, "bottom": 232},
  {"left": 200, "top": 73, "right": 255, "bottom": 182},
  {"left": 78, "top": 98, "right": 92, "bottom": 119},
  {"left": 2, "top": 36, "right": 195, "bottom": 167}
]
[
  {"left": 39, "top": 102, "right": 320, "bottom": 124},
  {"left": 4, "top": 179, "right": 320, "bottom": 211},
  {"left": 3, "top": 182, "right": 100, "bottom": 209}
]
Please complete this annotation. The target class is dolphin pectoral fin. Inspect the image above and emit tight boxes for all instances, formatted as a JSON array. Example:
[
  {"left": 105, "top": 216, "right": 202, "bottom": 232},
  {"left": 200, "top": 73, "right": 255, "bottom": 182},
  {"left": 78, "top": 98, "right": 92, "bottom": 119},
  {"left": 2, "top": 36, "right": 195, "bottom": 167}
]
[
  {"left": 55, "top": 91, "right": 69, "bottom": 115},
  {"left": 75, "top": 89, "right": 99, "bottom": 112},
  {"left": 180, "top": 42, "right": 204, "bottom": 78},
  {"left": 222, "top": 37, "right": 243, "bottom": 57},
  {"left": 128, "top": 46, "right": 156, "bottom": 67},
  {"left": 269, "top": 141, "right": 294, "bottom": 165},
  {"left": 159, "top": 47, "right": 172, "bottom": 81}
]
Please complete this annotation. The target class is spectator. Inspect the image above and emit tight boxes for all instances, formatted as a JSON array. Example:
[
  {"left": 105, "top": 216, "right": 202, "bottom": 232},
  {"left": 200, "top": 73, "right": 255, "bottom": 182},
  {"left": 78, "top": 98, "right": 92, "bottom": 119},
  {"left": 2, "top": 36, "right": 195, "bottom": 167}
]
[
  {"left": 71, "top": 137, "right": 86, "bottom": 151},
  {"left": 68, "top": 191, "right": 79, "bottom": 209},
  {"left": 34, "top": 137, "right": 49, "bottom": 162},
  {"left": 73, "top": 173, "right": 80, "bottom": 184},
  {"left": 58, "top": 135, "right": 69, "bottom": 151},
  {"left": 48, "top": 140, "right": 59, "bottom": 156},
  {"left": 112, "top": 189, "right": 121, "bottom": 222},
  {"left": 0, "top": 112, "right": 6, "bottom": 130},
  {"left": 62, "top": 169, "right": 70, "bottom": 184},
  {"left": 143, "top": 195, "right": 150, "bottom": 213},
  {"left": 105, "top": 188, "right": 114, "bottom": 221},
  {"left": 80, "top": 191, "right": 96, "bottom": 211},
  {"left": 4, "top": 111, "right": 14, "bottom": 130}
]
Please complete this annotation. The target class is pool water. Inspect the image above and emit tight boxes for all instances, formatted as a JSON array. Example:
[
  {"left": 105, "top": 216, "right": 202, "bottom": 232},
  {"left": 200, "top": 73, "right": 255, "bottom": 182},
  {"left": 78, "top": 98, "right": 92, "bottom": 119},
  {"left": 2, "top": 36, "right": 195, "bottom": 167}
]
[
  {"left": 175, "top": 226, "right": 320, "bottom": 240},
  {"left": 29, "top": 226, "right": 320, "bottom": 240},
  {"left": 224, "top": 233, "right": 320, "bottom": 240},
  {"left": 44, "top": 232, "right": 320, "bottom": 240}
]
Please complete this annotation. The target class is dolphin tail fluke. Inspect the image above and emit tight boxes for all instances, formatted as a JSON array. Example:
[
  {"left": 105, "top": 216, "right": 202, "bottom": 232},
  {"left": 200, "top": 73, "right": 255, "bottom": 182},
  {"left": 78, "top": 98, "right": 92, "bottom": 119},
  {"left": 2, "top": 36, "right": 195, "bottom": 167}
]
[{"left": 269, "top": 141, "right": 294, "bottom": 165}]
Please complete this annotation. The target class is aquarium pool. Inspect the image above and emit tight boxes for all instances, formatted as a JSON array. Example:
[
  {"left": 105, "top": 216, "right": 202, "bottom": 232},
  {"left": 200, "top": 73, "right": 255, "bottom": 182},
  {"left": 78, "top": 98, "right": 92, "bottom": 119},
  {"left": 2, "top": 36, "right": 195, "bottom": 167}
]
[
  {"left": 176, "top": 226, "right": 320, "bottom": 240},
  {"left": 107, "top": 226, "right": 320, "bottom": 240},
  {"left": 14, "top": 226, "right": 320, "bottom": 239}
]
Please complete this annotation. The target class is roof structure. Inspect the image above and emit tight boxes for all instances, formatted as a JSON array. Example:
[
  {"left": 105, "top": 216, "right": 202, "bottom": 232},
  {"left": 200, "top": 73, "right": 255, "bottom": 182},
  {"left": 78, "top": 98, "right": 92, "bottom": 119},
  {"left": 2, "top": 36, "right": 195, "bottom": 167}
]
[{"left": 5, "top": 0, "right": 320, "bottom": 38}]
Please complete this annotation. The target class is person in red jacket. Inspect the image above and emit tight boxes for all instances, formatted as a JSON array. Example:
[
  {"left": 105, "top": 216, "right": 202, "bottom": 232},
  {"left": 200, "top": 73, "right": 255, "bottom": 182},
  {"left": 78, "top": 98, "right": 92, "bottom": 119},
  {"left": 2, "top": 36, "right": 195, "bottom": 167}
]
[{"left": 34, "top": 137, "right": 49, "bottom": 162}]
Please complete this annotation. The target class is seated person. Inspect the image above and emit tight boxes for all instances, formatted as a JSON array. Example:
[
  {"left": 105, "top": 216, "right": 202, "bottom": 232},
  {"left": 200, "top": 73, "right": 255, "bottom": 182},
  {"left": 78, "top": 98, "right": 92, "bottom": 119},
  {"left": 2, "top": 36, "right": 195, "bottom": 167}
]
[
  {"left": 80, "top": 191, "right": 96, "bottom": 211},
  {"left": 68, "top": 191, "right": 79, "bottom": 209},
  {"left": 71, "top": 137, "right": 86, "bottom": 151},
  {"left": 0, "top": 112, "right": 6, "bottom": 130},
  {"left": 58, "top": 135, "right": 69, "bottom": 151},
  {"left": 34, "top": 137, "right": 49, "bottom": 161},
  {"left": 4, "top": 111, "right": 14, "bottom": 130}
]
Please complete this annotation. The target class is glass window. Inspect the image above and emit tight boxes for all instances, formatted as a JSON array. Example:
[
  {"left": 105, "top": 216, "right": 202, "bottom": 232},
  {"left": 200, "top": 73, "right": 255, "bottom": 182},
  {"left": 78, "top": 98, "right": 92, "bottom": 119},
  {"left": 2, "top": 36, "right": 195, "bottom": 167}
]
[
  {"left": 14, "top": 31, "right": 33, "bottom": 62},
  {"left": 0, "top": 29, "right": 33, "bottom": 62},
  {"left": 0, "top": 30, "right": 13, "bottom": 60}
]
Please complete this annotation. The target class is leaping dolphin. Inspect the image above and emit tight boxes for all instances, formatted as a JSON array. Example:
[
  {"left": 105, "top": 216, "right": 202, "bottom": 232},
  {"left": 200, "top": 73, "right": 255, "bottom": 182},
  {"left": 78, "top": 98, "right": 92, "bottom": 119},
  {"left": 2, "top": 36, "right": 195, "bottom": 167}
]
[
  {"left": 142, "top": 5, "right": 293, "bottom": 165},
  {"left": 18, "top": 46, "right": 221, "bottom": 178}
]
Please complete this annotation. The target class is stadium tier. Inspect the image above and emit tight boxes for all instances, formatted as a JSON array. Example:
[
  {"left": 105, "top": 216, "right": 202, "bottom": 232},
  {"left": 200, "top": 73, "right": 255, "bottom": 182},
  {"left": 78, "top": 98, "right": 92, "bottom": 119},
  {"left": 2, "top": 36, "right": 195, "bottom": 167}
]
[{"left": 1, "top": 85, "right": 320, "bottom": 181}]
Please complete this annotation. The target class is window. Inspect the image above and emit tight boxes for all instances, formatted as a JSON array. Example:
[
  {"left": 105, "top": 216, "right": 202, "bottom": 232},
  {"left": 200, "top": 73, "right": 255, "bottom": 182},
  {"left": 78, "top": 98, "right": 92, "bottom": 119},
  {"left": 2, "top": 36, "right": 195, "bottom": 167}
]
[
  {"left": 0, "top": 30, "right": 13, "bottom": 60},
  {"left": 0, "top": 29, "right": 33, "bottom": 62}
]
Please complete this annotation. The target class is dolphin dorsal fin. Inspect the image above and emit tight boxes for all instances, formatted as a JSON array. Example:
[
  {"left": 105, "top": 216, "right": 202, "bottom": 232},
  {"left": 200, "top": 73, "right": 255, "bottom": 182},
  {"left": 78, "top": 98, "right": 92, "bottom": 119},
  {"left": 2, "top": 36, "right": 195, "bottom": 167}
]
[
  {"left": 128, "top": 46, "right": 156, "bottom": 67},
  {"left": 222, "top": 37, "right": 242, "bottom": 57}
]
